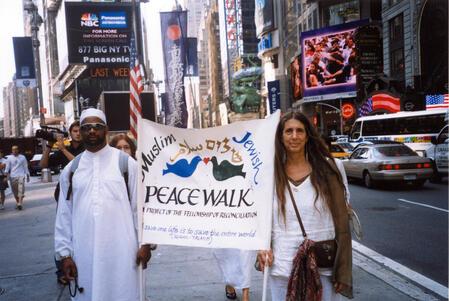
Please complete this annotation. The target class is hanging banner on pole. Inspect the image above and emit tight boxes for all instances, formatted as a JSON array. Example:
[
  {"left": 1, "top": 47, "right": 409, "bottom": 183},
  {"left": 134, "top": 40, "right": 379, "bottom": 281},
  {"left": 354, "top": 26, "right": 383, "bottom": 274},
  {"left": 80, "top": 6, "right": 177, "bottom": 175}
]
[
  {"left": 137, "top": 111, "right": 280, "bottom": 250},
  {"left": 160, "top": 10, "right": 188, "bottom": 127}
]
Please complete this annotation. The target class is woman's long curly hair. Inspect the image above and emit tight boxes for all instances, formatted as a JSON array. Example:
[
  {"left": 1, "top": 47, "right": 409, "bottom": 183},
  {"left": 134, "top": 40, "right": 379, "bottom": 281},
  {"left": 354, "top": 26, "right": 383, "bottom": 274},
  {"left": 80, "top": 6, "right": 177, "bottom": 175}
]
[{"left": 274, "top": 111, "right": 344, "bottom": 221}]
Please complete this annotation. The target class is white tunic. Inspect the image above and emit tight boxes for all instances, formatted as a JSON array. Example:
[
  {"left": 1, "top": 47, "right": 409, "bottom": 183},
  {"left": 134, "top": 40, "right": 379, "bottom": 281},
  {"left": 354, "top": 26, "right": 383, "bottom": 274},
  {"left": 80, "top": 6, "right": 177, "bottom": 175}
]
[
  {"left": 55, "top": 146, "right": 140, "bottom": 301},
  {"left": 271, "top": 177, "right": 335, "bottom": 278}
]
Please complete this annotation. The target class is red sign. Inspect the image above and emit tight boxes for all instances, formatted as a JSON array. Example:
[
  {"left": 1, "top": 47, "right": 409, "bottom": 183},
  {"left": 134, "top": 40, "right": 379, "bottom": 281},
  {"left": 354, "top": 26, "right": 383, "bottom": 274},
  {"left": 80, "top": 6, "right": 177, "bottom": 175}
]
[
  {"left": 341, "top": 103, "right": 355, "bottom": 119},
  {"left": 40, "top": 107, "right": 47, "bottom": 114}
]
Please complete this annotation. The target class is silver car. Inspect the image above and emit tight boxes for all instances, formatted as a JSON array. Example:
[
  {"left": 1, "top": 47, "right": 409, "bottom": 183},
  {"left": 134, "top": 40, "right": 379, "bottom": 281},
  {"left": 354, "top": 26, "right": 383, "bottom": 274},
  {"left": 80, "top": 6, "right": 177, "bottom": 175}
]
[{"left": 343, "top": 143, "right": 433, "bottom": 188}]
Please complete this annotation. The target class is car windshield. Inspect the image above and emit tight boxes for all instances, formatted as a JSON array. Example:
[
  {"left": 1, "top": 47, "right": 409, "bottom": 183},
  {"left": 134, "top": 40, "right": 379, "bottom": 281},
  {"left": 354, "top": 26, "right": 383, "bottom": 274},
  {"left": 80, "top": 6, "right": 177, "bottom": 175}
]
[{"left": 374, "top": 145, "right": 417, "bottom": 157}]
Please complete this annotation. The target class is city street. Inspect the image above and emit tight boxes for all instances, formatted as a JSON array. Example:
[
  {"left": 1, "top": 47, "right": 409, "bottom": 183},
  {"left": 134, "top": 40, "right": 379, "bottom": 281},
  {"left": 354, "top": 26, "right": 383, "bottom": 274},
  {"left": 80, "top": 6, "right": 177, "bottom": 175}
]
[
  {"left": 0, "top": 177, "right": 446, "bottom": 300},
  {"left": 349, "top": 179, "right": 448, "bottom": 286}
]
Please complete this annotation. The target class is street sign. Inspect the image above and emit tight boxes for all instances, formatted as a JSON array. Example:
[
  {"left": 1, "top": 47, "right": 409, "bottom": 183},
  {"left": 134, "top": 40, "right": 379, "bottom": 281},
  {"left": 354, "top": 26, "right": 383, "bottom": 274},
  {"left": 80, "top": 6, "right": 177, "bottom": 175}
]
[{"left": 267, "top": 80, "right": 280, "bottom": 114}]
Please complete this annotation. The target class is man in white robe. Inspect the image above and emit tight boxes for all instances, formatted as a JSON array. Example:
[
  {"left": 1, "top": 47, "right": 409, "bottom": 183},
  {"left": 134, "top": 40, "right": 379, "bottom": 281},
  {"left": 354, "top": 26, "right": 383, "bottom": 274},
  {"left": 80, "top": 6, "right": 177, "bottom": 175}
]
[{"left": 55, "top": 108, "right": 151, "bottom": 301}]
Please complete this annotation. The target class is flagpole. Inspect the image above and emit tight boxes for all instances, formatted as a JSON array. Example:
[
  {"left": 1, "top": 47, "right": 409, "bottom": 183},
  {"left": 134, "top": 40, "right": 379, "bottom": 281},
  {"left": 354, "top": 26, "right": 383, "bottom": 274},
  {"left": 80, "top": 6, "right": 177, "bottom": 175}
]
[{"left": 131, "top": 2, "right": 145, "bottom": 300}]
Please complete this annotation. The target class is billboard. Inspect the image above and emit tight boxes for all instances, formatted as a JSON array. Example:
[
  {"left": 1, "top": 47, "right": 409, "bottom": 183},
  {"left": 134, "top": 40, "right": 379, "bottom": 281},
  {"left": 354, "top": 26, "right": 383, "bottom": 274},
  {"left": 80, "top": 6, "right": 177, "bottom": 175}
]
[
  {"left": 13, "top": 37, "right": 37, "bottom": 88},
  {"left": 160, "top": 11, "right": 188, "bottom": 128},
  {"left": 65, "top": 2, "right": 133, "bottom": 66},
  {"left": 301, "top": 20, "right": 368, "bottom": 102},
  {"left": 224, "top": 0, "right": 243, "bottom": 76},
  {"left": 255, "top": 0, "right": 274, "bottom": 37},
  {"left": 290, "top": 56, "right": 302, "bottom": 100}
]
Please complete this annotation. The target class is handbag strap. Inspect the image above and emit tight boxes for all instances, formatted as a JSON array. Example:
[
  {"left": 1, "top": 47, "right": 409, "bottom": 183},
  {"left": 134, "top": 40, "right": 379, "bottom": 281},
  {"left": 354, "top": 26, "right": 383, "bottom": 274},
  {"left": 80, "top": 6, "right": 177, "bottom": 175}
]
[{"left": 286, "top": 182, "right": 308, "bottom": 239}]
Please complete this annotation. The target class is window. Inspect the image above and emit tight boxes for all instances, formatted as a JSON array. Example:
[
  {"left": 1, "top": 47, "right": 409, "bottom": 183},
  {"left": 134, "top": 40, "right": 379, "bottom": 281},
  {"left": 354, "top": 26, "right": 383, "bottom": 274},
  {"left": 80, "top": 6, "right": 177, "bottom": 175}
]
[
  {"left": 327, "top": 0, "right": 360, "bottom": 26},
  {"left": 350, "top": 148, "right": 362, "bottom": 159},
  {"left": 351, "top": 148, "right": 369, "bottom": 159},
  {"left": 437, "top": 126, "right": 449, "bottom": 144},
  {"left": 361, "top": 114, "right": 445, "bottom": 136},
  {"left": 389, "top": 14, "right": 403, "bottom": 42},
  {"left": 389, "top": 14, "right": 404, "bottom": 87},
  {"left": 350, "top": 121, "right": 362, "bottom": 139},
  {"left": 375, "top": 145, "right": 417, "bottom": 157},
  {"left": 359, "top": 148, "right": 370, "bottom": 159}
]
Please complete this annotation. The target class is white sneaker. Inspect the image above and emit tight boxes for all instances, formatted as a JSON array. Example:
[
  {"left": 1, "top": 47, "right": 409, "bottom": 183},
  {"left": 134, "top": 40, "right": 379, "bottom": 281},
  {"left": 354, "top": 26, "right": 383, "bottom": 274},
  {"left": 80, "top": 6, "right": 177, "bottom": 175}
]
[{"left": 0, "top": 204, "right": 4, "bottom": 210}]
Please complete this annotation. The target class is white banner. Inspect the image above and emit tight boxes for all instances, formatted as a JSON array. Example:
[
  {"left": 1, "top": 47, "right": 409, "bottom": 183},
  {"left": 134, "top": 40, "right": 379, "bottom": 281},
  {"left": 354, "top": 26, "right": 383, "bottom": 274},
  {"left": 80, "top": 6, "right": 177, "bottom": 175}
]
[{"left": 137, "top": 111, "right": 280, "bottom": 250}]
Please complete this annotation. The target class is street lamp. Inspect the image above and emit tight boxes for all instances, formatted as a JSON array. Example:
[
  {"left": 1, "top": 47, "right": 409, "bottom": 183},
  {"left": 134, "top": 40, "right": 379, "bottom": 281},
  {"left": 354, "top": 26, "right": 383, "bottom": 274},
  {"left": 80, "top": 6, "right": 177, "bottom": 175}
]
[{"left": 24, "top": 0, "right": 45, "bottom": 126}]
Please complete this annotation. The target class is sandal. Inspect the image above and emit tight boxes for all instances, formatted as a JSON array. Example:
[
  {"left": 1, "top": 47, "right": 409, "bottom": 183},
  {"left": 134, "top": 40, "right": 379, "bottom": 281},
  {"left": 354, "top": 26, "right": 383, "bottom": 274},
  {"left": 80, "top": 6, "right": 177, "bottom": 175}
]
[{"left": 225, "top": 285, "right": 237, "bottom": 300}]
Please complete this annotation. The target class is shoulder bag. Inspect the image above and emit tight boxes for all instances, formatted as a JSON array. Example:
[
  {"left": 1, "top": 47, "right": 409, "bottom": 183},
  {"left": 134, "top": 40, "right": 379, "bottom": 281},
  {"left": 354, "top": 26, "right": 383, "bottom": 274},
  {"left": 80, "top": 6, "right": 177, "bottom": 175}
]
[{"left": 286, "top": 183, "right": 337, "bottom": 268}]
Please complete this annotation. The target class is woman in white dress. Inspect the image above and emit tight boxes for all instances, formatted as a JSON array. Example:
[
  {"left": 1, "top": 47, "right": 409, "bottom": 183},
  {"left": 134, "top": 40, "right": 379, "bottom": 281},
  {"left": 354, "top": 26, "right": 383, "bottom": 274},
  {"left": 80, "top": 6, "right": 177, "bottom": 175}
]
[{"left": 257, "top": 111, "right": 353, "bottom": 300}]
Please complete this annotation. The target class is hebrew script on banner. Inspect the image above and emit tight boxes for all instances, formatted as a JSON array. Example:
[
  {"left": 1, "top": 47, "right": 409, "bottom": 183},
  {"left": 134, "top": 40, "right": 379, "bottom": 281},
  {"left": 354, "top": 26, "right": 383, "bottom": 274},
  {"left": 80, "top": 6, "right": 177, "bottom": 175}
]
[{"left": 137, "top": 111, "right": 280, "bottom": 250}]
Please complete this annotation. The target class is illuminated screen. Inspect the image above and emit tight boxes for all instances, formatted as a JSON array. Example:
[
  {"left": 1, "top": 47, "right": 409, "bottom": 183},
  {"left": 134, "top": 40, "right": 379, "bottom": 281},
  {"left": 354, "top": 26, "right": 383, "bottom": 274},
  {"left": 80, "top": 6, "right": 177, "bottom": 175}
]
[{"left": 301, "top": 20, "right": 367, "bottom": 101}]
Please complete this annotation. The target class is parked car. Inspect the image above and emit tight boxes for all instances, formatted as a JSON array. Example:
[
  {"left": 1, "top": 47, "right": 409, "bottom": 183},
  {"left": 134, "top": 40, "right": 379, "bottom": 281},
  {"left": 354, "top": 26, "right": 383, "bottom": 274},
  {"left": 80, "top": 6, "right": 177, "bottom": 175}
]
[
  {"left": 29, "top": 153, "right": 60, "bottom": 176},
  {"left": 342, "top": 143, "right": 433, "bottom": 188}
]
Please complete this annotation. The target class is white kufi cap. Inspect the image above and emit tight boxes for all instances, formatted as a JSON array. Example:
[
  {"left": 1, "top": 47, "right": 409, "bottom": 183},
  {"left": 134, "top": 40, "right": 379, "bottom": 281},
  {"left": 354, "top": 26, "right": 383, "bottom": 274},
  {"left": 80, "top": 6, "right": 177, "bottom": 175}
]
[{"left": 80, "top": 108, "right": 107, "bottom": 124}]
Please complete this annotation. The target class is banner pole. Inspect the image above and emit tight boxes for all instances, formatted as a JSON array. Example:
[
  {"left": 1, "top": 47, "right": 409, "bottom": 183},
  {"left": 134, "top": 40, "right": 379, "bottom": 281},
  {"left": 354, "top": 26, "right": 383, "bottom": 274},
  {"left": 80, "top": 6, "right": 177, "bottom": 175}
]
[{"left": 261, "top": 254, "right": 269, "bottom": 301}]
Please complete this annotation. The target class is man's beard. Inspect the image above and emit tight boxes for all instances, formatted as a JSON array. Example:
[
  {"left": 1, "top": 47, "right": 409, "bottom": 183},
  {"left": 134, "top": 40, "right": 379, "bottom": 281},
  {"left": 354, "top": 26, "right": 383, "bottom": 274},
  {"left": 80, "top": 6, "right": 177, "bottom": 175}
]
[{"left": 84, "top": 135, "right": 106, "bottom": 147}]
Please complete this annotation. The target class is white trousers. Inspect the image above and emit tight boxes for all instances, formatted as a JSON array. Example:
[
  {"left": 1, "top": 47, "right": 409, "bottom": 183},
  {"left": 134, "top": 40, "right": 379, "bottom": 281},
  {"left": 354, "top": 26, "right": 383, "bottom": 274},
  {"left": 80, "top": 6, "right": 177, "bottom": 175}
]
[{"left": 269, "top": 274, "right": 344, "bottom": 301}]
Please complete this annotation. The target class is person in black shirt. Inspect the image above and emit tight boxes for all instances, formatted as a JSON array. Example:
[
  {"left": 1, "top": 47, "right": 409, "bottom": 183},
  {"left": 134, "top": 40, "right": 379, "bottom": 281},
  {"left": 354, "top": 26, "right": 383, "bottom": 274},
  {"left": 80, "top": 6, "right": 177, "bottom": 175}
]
[
  {"left": 40, "top": 121, "right": 85, "bottom": 171},
  {"left": 39, "top": 120, "right": 84, "bottom": 285}
]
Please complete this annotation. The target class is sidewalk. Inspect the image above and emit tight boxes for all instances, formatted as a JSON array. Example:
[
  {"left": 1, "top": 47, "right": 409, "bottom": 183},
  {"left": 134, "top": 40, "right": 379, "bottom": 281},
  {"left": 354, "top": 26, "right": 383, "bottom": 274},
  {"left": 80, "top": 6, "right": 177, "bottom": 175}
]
[{"left": 0, "top": 180, "right": 441, "bottom": 301}]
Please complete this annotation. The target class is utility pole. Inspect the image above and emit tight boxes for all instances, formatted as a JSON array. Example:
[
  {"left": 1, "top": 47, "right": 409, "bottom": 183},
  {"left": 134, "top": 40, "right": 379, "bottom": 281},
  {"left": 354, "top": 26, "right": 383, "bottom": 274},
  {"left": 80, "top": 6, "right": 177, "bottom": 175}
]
[{"left": 24, "top": 0, "right": 45, "bottom": 126}]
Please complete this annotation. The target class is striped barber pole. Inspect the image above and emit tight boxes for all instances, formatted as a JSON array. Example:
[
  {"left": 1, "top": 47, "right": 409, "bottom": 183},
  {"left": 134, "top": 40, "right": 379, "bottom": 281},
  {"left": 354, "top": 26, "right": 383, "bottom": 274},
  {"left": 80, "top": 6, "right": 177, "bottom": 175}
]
[{"left": 129, "top": 34, "right": 143, "bottom": 139}]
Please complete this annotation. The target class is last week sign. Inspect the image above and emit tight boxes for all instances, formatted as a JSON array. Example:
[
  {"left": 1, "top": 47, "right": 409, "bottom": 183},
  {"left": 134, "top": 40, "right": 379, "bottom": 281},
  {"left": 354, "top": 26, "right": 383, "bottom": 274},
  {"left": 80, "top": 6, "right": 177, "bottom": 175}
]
[{"left": 138, "top": 111, "right": 280, "bottom": 250}]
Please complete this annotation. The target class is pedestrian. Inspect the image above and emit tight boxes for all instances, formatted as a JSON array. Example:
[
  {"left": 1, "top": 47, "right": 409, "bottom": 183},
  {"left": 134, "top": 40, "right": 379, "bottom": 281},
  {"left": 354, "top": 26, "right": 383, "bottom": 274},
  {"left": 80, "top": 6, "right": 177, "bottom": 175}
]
[
  {"left": 5, "top": 145, "right": 30, "bottom": 210},
  {"left": 257, "top": 111, "right": 352, "bottom": 300},
  {"left": 40, "top": 121, "right": 84, "bottom": 286},
  {"left": 55, "top": 108, "right": 152, "bottom": 301},
  {"left": 110, "top": 133, "right": 137, "bottom": 159},
  {"left": 0, "top": 150, "right": 8, "bottom": 210},
  {"left": 214, "top": 249, "right": 252, "bottom": 301}
]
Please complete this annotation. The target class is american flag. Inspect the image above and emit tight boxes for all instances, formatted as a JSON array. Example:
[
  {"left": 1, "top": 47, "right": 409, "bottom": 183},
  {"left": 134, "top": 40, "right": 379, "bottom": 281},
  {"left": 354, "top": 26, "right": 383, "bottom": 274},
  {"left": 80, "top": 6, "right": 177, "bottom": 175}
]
[
  {"left": 129, "top": 33, "right": 143, "bottom": 139},
  {"left": 426, "top": 94, "right": 449, "bottom": 110},
  {"left": 358, "top": 97, "right": 373, "bottom": 117}
]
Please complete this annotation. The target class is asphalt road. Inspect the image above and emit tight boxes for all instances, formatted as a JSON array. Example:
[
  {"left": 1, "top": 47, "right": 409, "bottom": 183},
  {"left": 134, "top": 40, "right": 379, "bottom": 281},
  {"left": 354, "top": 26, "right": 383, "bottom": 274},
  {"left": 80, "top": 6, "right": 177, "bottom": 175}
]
[{"left": 349, "top": 178, "right": 448, "bottom": 286}]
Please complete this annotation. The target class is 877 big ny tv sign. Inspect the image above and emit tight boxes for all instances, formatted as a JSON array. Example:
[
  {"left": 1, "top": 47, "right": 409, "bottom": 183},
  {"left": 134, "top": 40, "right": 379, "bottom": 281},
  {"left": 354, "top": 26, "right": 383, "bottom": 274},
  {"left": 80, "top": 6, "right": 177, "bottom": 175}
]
[
  {"left": 138, "top": 112, "right": 280, "bottom": 250},
  {"left": 65, "top": 2, "right": 133, "bottom": 66}
]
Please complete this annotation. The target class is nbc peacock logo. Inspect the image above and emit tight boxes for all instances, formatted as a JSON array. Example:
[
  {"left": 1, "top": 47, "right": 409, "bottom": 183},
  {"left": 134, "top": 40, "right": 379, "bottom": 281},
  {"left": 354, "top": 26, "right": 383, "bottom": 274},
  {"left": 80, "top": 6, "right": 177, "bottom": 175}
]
[{"left": 81, "top": 13, "right": 99, "bottom": 27}]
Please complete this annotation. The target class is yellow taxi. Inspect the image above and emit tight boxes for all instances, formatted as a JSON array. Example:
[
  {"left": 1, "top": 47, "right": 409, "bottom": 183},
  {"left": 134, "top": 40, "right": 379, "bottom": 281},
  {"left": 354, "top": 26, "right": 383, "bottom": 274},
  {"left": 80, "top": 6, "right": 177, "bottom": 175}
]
[{"left": 330, "top": 142, "right": 351, "bottom": 159}]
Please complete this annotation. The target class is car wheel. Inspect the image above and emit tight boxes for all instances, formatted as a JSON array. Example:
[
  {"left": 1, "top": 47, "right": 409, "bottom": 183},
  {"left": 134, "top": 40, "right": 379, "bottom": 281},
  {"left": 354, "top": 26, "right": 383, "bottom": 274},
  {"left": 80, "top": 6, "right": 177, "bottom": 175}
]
[{"left": 363, "top": 171, "right": 375, "bottom": 188}]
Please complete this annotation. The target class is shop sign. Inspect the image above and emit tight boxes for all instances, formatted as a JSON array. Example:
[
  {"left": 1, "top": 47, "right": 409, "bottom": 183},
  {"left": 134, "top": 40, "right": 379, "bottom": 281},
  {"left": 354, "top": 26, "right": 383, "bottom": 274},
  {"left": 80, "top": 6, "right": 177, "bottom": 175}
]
[{"left": 341, "top": 103, "right": 355, "bottom": 119}]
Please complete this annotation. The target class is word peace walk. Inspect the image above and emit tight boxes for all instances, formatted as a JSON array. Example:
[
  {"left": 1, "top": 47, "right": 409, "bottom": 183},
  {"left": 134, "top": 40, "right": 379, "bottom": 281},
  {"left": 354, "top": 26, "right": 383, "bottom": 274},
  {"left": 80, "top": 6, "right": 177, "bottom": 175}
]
[{"left": 145, "top": 186, "right": 254, "bottom": 207}]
